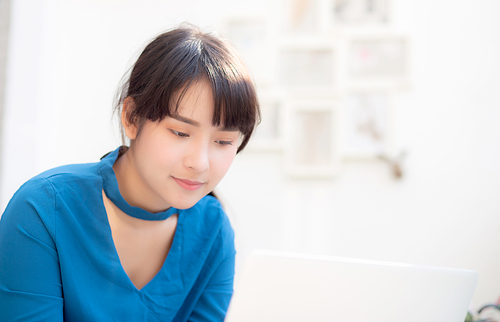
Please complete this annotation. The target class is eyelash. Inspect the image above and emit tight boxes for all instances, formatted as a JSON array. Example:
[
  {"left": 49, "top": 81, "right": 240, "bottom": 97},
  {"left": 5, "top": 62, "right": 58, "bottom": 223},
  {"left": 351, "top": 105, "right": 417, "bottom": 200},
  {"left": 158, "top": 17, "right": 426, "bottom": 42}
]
[
  {"left": 169, "top": 130, "right": 233, "bottom": 146},
  {"left": 216, "top": 140, "right": 233, "bottom": 146},
  {"left": 170, "top": 130, "right": 189, "bottom": 138}
]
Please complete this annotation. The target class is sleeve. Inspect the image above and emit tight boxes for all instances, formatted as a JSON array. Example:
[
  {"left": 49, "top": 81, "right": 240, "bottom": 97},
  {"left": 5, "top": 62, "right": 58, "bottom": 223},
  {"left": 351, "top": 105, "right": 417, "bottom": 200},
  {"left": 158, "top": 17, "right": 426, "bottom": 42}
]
[
  {"left": 188, "top": 216, "right": 236, "bottom": 322},
  {"left": 0, "top": 178, "right": 64, "bottom": 322}
]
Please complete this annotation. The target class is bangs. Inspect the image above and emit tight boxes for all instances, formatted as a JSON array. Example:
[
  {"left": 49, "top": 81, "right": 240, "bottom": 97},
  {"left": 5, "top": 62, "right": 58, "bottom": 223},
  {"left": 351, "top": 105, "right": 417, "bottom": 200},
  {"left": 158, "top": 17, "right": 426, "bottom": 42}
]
[
  {"left": 167, "top": 34, "right": 259, "bottom": 146},
  {"left": 117, "top": 26, "right": 260, "bottom": 153},
  {"left": 172, "top": 70, "right": 257, "bottom": 134},
  {"left": 186, "top": 46, "right": 257, "bottom": 132}
]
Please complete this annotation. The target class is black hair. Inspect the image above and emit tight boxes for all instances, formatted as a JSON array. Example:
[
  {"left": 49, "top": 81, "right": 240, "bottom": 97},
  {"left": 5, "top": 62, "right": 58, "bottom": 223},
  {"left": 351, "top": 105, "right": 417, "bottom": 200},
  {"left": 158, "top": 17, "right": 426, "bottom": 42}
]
[{"left": 114, "top": 25, "right": 260, "bottom": 153}]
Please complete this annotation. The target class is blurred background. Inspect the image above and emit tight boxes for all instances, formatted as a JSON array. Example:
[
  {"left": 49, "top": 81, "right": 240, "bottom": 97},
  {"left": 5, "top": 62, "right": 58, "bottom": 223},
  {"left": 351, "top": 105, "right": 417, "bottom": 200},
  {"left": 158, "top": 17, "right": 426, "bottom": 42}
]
[{"left": 0, "top": 0, "right": 499, "bottom": 310}]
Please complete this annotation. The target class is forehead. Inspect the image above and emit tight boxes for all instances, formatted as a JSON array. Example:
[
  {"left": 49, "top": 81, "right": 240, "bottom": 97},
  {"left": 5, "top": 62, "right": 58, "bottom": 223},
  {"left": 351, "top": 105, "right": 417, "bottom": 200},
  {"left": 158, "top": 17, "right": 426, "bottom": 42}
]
[
  {"left": 171, "top": 80, "right": 239, "bottom": 132},
  {"left": 169, "top": 75, "right": 247, "bottom": 133},
  {"left": 174, "top": 80, "right": 215, "bottom": 119}
]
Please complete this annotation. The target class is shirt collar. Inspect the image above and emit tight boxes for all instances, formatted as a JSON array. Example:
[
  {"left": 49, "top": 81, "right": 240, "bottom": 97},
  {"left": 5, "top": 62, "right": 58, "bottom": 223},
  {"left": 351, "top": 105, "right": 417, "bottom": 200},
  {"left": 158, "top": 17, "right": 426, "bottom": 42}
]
[{"left": 98, "top": 146, "right": 177, "bottom": 221}]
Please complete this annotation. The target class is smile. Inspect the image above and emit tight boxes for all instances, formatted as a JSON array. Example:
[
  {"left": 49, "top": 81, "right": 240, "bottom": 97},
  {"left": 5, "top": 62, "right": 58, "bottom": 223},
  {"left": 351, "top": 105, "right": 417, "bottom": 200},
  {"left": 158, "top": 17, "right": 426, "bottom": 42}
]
[{"left": 173, "top": 177, "right": 205, "bottom": 191}]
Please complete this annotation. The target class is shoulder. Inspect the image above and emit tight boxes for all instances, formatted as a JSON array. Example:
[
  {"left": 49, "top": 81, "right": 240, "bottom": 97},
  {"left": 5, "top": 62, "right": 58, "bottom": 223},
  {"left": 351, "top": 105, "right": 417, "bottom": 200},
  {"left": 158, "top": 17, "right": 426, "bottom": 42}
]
[
  {"left": 189, "top": 195, "right": 232, "bottom": 232},
  {"left": 33, "top": 162, "right": 100, "bottom": 184},
  {"left": 194, "top": 194, "right": 224, "bottom": 213},
  {"left": 2, "top": 162, "right": 101, "bottom": 235},
  {"left": 182, "top": 195, "right": 235, "bottom": 256},
  {"left": 198, "top": 195, "right": 235, "bottom": 256},
  {"left": 10, "top": 161, "right": 100, "bottom": 205},
  {"left": 26, "top": 162, "right": 102, "bottom": 197}
]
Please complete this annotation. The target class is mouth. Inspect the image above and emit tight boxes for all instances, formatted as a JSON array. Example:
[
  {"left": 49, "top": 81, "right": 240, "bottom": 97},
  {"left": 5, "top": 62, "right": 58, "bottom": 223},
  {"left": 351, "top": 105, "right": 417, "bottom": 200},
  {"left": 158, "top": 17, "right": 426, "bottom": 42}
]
[{"left": 172, "top": 177, "right": 205, "bottom": 191}]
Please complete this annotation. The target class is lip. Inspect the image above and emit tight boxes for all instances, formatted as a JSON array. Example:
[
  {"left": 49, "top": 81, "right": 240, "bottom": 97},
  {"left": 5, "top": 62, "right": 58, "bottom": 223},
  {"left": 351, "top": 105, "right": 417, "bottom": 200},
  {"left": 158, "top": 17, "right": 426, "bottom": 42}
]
[{"left": 172, "top": 177, "right": 205, "bottom": 191}]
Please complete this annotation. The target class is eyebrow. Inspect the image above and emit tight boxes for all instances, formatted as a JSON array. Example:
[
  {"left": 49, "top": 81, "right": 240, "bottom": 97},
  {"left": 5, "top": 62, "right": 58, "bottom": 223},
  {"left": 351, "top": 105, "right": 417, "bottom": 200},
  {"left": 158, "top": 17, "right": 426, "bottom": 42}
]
[
  {"left": 172, "top": 114, "right": 239, "bottom": 132},
  {"left": 172, "top": 114, "right": 199, "bottom": 126}
]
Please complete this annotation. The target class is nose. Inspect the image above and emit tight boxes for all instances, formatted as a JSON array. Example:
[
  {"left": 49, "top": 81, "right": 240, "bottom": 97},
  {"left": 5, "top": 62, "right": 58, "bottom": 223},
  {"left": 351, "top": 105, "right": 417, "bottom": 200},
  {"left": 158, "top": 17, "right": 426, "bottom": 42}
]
[{"left": 184, "top": 141, "right": 210, "bottom": 173}]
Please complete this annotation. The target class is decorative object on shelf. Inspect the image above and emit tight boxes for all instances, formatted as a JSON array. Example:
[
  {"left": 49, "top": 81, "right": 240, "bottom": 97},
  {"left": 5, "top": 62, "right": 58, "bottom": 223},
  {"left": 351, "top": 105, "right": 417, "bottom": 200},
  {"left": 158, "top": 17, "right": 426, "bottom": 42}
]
[
  {"left": 378, "top": 150, "right": 407, "bottom": 179},
  {"left": 342, "top": 89, "right": 392, "bottom": 158}
]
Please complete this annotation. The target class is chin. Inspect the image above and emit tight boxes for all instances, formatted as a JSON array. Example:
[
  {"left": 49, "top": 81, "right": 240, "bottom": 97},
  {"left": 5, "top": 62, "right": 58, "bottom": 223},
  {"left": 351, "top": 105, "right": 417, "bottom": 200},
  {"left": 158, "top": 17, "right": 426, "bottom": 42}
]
[{"left": 168, "top": 194, "right": 205, "bottom": 210}]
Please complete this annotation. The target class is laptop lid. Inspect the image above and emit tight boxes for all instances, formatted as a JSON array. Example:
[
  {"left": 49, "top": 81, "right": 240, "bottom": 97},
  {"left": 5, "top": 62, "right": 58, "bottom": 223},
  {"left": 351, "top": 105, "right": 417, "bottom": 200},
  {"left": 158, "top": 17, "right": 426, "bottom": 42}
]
[{"left": 225, "top": 250, "right": 478, "bottom": 322}]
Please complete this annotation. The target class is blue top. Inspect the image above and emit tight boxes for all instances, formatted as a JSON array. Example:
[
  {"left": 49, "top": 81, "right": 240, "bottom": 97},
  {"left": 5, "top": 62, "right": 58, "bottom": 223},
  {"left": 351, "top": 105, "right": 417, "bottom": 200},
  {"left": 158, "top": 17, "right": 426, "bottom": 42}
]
[{"left": 0, "top": 147, "right": 236, "bottom": 322}]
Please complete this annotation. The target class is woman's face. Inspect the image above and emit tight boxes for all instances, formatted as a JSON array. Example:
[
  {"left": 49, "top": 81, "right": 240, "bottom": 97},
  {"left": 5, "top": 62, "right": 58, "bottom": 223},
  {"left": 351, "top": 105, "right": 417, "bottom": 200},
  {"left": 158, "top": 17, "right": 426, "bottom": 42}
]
[{"left": 122, "top": 80, "right": 240, "bottom": 211}]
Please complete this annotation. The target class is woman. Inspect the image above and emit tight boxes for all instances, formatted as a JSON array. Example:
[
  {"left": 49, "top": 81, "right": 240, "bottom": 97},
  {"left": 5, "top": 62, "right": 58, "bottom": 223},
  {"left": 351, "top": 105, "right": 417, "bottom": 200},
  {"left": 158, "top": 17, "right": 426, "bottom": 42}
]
[{"left": 0, "top": 25, "right": 259, "bottom": 321}]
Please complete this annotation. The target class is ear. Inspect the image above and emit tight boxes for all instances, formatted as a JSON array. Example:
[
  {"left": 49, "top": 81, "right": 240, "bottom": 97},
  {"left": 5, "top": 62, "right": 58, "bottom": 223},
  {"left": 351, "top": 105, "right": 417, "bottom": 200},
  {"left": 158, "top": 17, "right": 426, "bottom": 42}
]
[{"left": 121, "top": 97, "right": 138, "bottom": 140}]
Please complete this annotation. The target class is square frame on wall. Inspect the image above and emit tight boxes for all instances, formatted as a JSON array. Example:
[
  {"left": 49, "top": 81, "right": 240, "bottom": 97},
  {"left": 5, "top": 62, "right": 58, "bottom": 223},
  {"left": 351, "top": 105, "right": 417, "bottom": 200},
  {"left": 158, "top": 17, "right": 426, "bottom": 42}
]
[
  {"left": 344, "top": 32, "right": 410, "bottom": 88},
  {"left": 284, "top": 100, "right": 341, "bottom": 178},
  {"left": 340, "top": 87, "right": 393, "bottom": 159},
  {"left": 277, "top": 41, "right": 338, "bottom": 94},
  {"left": 280, "top": 0, "right": 327, "bottom": 35},
  {"left": 247, "top": 91, "right": 285, "bottom": 152},
  {"left": 327, "top": 0, "right": 392, "bottom": 28}
]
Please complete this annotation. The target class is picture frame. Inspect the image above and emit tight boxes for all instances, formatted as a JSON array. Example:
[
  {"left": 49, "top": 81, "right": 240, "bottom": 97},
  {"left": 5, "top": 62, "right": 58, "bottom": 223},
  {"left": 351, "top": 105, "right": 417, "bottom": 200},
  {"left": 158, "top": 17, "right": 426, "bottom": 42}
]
[
  {"left": 341, "top": 88, "right": 393, "bottom": 158},
  {"left": 221, "top": 17, "right": 274, "bottom": 87},
  {"left": 328, "top": 0, "right": 391, "bottom": 27},
  {"left": 344, "top": 33, "right": 409, "bottom": 88},
  {"left": 280, "top": 0, "right": 326, "bottom": 35},
  {"left": 284, "top": 100, "right": 341, "bottom": 177},
  {"left": 277, "top": 41, "right": 338, "bottom": 94},
  {"left": 247, "top": 91, "right": 285, "bottom": 152}
]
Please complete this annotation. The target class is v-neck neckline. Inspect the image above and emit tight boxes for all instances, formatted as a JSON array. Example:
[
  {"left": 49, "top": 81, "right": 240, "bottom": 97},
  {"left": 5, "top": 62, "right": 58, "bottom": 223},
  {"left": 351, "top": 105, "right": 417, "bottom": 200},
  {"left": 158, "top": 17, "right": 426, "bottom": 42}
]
[
  {"left": 101, "top": 190, "right": 183, "bottom": 293},
  {"left": 97, "top": 147, "right": 184, "bottom": 293}
]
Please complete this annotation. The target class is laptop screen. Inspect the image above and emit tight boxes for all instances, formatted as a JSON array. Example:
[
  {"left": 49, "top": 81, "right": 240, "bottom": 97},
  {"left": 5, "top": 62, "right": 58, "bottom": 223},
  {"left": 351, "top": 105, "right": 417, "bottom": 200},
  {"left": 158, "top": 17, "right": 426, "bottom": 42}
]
[{"left": 225, "top": 250, "right": 477, "bottom": 322}]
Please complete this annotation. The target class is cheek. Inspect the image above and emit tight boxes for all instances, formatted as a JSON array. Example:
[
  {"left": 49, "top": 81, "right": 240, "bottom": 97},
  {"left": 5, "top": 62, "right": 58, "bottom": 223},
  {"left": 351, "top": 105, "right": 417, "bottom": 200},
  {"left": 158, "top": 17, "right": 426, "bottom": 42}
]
[
  {"left": 211, "top": 149, "right": 237, "bottom": 178},
  {"left": 138, "top": 134, "right": 179, "bottom": 170}
]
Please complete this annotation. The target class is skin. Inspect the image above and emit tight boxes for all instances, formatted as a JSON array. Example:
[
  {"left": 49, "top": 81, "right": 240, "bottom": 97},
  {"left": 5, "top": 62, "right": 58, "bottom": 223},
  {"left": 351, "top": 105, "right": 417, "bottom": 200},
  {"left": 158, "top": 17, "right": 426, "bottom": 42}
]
[{"left": 102, "top": 79, "right": 241, "bottom": 290}]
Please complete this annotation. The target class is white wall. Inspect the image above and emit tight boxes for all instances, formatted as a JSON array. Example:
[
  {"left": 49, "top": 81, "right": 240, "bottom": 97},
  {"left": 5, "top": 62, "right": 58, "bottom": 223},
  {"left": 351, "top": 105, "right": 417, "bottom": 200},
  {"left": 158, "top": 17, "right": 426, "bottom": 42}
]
[{"left": 2, "top": 0, "right": 500, "bottom": 309}]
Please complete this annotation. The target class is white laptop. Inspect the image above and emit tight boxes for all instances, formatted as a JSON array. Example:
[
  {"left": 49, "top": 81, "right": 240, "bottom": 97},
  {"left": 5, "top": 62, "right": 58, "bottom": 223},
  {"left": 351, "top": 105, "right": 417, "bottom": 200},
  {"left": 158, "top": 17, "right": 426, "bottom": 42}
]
[{"left": 225, "top": 250, "right": 478, "bottom": 322}]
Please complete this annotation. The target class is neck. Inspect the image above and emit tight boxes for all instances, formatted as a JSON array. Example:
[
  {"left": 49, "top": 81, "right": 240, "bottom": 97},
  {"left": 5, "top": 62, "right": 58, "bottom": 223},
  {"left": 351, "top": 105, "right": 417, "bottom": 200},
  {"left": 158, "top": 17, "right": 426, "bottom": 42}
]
[{"left": 112, "top": 147, "right": 171, "bottom": 214}]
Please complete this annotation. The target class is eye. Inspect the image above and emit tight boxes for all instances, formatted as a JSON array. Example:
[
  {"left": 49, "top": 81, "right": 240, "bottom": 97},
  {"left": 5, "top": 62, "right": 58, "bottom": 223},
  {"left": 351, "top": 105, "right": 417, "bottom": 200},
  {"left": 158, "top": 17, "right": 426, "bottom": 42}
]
[
  {"left": 216, "top": 140, "right": 233, "bottom": 146},
  {"left": 170, "top": 129, "right": 189, "bottom": 138}
]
